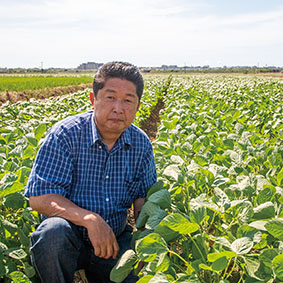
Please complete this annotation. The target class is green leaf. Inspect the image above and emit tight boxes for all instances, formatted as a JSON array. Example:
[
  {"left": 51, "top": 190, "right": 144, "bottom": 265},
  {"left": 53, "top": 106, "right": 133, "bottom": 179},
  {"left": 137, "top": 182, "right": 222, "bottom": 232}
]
[
  {"left": 249, "top": 220, "right": 267, "bottom": 231},
  {"left": 231, "top": 237, "right": 253, "bottom": 255},
  {"left": 163, "top": 165, "right": 181, "bottom": 181},
  {"left": 1, "top": 172, "right": 18, "bottom": 183},
  {"left": 148, "top": 272, "right": 170, "bottom": 283},
  {"left": 18, "top": 228, "right": 30, "bottom": 248},
  {"left": 2, "top": 220, "right": 18, "bottom": 235},
  {"left": 26, "top": 134, "right": 38, "bottom": 147},
  {"left": 277, "top": 167, "right": 283, "bottom": 186},
  {"left": 199, "top": 263, "right": 212, "bottom": 271},
  {"left": 22, "top": 209, "right": 40, "bottom": 224},
  {"left": 192, "top": 234, "right": 207, "bottom": 261},
  {"left": 259, "top": 249, "right": 278, "bottom": 269},
  {"left": 211, "top": 256, "right": 228, "bottom": 272},
  {"left": 0, "top": 182, "right": 24, "bottom": 198},
  {"left": 143, "top": 201, "right": 164, "bottom": 216},
  {"left": 4, "top": 248, "right": 27, "bottom": 260},
  {"left": 8, "top": 271, "right": 30, "bottom": 283},
  {"left": 190, "top": 206, "right": 207, "bottom": 225},
  {"left": 272, "top": 254, "right": 283, "bottom": 281},
  {"left": 223, "top": 138, "right": 234, "bottom": 149},
  {"left": 148, "top": 190, "right": 171, "bottom": 210},
  {"left": 154, "top": 253, "right": 170, "bottom": 273},
  {"left": 257, "top": 185, "right": 276, "bottom": 205},
  {"left": 16, "top": 166, "right": 32, "bottom": 185},
  {"left": 3, "top": 192, "right": 27, "bottom": 209},
  {"left": 136, "top": 208, "right": 148, "bottom": 229},
  {"left": 5, "top": 258, "right": 17, "bottom": 274},
  {"left": 163, "top": 118, "right": 179, "bottom": 130},
  {"left": 235, "top": 200, "right": 254, "bottom": 225},
  {"left": 146, "top": 181, "right": 166, "bottom": 197},
  {"left": 110, "top": 249, "right": 138, "bottom": 283},
  {"left": 136, "top": 233, "right": 168, "bottom": 262},
  {"left": 244, "top": 257, "right": 261, "bottom": 280},
  {"left": 265, "top": 218, "right": 283, "bottom": 241},
  {"left": 200, "top": 169, "right": 215, "bottom": 186},
  {"left": 237, "top": 225, "right": 262, "bottom": 244},
  {"left": 253, "top": 202, "right": 275, "bottom": 220},
  {"left": 157, "top": 213, "right": 199, "bottom": 235},
  {"left": 34, "top": 123, "right": 47, "bottom": 141},
  {"left": 137, "top": 275, "right": 153, "bottom": 283},
  {"left": 0, "top": 242, "right": 8, "bottom": 252},
  {"left": 213, "top": 187, "right": 230, "bottom": 208},
  {"left": 207, "top": 251, "right": 236, "bottom": 262},
  {"left": 22, "top": 145, "right": 35, "bottom": 159},
  {"left": 8, "top": 145, "right": 23, "bottom": 158},
  {"left": 145, "top": 210, "right": 167, "bottom": 230},
  {"left": 194, "top": 155, "right": 208, "bottom": 166},
  {"left": 23, "top": 262, "right": 36, "bottom": 278},
  {"left": 154, "top": 222, "right": 179, "bottom": 243},
  {"left": 0, "top": 261, "right": 6, "bottom": 277}
]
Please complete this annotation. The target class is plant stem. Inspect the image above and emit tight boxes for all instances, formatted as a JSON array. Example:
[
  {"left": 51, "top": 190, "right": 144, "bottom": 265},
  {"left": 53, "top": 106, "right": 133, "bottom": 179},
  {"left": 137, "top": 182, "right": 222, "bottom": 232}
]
[
  {"left": 222, "top": 257, "right": 232, "bottom": 280},
  {"left": 190, "top": 236, "right": 206, "bottom": 263},
  {"left": 207, "top": 211, "right": 216, "bottom": 233},
  {"left": 224, "top": 256, "right": 238, "bottom": 280},
  {"left": 170, "top": 250, "right": 189, "bottom": 266}
]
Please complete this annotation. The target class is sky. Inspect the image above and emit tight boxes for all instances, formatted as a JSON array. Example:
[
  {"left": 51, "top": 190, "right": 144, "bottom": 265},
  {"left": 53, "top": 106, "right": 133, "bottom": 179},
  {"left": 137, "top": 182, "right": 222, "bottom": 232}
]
[{"left": 1, "top": 0, "right": 283, "bottom": 69}]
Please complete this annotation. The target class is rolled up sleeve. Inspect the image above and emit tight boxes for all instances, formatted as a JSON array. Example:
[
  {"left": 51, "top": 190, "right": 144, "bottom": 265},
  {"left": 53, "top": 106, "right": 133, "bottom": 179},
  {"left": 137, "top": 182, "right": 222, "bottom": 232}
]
[{"left": 24, "top": 131, "right": 74, "bottom": 198}]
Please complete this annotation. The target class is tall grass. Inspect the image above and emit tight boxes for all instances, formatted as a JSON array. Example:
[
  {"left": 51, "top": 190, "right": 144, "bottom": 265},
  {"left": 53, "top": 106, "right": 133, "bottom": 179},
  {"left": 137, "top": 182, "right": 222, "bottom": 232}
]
[{"left": 0, "top": 76, "right": 93, "bottom": 92}]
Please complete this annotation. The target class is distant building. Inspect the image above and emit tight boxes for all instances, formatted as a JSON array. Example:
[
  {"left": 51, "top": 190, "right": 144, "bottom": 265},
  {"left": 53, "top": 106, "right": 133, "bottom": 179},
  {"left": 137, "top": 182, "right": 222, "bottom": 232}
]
[
  {"left": 77, "top": 62, "right": 103, "bottom": 70},
  {"left": 161, "top": 65, "right": 178, "bottom": 70},
  {"left": 0, "top": 67, "right": 8, "bottom": 73}
]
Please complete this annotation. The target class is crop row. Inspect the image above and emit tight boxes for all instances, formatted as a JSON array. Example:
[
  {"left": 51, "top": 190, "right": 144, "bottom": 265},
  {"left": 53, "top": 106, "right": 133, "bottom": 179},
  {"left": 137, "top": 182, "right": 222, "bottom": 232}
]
[{"left": 0, "top": 76, "right": 94, "bottom": 92}]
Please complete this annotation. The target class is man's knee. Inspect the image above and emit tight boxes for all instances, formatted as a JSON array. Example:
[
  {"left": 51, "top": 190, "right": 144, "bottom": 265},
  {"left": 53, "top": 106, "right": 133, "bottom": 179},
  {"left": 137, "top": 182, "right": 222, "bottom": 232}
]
[{"left": 31, "top": 217, "right": 81, "bottom": 251}]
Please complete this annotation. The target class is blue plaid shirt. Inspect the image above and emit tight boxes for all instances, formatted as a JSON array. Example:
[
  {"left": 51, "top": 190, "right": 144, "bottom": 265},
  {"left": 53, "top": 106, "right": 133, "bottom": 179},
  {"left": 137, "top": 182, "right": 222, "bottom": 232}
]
[{"left": 25, "top": 111, "right": 157, "bottom": 239}]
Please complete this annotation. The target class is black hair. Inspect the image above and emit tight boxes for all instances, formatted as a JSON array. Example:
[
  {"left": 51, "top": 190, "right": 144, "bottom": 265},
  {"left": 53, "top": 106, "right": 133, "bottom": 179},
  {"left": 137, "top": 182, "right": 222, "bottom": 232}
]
[{"left": 93, "top": 61, "right": 144, "bottom": 100}]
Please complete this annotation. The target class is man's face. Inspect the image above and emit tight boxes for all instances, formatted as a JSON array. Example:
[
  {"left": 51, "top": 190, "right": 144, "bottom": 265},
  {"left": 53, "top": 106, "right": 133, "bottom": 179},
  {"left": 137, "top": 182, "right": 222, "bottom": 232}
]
[{"left": 92, "top": 78, "right": 140, "bottom": 139}]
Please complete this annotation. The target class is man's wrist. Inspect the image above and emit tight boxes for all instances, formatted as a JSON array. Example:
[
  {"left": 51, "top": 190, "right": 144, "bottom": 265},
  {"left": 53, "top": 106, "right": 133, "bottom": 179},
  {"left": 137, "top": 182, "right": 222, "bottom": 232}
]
[{"left": 82, "top": 212, "right": 103, "bottom": 229}]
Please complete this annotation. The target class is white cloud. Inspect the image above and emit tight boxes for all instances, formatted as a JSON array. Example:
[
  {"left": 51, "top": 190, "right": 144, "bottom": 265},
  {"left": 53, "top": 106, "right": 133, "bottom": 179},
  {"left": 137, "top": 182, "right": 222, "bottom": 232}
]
[{"left": 0, "top": 0, "right": 283, "bottom": 67}]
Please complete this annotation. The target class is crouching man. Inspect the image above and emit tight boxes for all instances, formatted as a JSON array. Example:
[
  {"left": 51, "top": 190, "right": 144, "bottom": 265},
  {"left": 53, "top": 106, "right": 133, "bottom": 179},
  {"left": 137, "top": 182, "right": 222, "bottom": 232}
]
[{"left": 24, "top": 62, "right": 157, "bottom": 283}]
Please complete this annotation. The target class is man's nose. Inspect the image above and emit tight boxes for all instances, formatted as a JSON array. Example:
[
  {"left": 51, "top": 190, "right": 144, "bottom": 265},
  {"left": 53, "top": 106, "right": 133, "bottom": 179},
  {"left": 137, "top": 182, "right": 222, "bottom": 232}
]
[{"left": 113, "top": 100, "right": 124, "bottom": 112}]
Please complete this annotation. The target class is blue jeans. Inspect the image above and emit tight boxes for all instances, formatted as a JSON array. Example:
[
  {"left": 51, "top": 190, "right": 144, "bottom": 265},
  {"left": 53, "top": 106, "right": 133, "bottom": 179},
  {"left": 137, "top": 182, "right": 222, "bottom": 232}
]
[{"left": 30, "top": 217, "right": 139, "bottom": 283}]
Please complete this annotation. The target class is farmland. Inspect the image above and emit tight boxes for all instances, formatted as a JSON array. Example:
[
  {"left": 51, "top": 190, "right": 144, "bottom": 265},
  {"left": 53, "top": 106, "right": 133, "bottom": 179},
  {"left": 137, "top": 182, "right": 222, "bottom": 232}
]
[
  {"left": 0, "top": 75, "right": 94, "bottom": 105},
  {"left": 0, "top": 73, "right": 283, "bottom": 282}
]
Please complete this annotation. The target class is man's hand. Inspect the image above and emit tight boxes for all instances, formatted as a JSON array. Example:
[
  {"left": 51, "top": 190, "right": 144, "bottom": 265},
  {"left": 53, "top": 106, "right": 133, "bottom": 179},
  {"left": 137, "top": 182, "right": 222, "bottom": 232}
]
[
  {"left": 84, "top": 213, "right": 119, "bottom": 259},
  {"left": 29, "top": 194, "right": 119, "bottom": 259}
]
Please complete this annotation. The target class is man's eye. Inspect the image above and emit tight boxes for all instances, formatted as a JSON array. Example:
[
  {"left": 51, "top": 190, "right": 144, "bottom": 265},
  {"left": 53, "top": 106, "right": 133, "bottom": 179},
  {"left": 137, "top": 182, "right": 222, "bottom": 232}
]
[
  {"left": 106, "top": 96, "right": 114, "bottom": 100},
  {"left": 125, "top": 99, "right": 133, "bottom": 103}
]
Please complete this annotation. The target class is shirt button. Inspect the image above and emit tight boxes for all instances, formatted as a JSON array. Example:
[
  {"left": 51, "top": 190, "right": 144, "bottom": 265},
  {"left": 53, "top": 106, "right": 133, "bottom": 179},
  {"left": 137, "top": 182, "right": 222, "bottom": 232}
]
[
  {"left": 106, "top": 219, "right": 109, "bottom": 223},
  {"left": 105, "top": 175, "right": 109, "bottom": 179},
  {"left": 99, "top": 146, "right": 102, "bottom": 149},
  {"left": 106, "top": 198, "right": 110, "bottom": 202}
]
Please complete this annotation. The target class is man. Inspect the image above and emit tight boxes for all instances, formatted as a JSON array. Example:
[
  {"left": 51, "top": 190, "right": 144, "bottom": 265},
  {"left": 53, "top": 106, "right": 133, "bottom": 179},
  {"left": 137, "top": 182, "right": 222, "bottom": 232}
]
[{"left": 24, "top": 62, "right": 157, "bottom": 283}]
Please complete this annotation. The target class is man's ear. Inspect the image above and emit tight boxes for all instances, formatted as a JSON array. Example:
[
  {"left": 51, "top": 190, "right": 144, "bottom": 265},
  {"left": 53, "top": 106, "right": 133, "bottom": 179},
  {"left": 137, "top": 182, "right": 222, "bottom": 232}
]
[
  {"left": 89, "top": 91, "right": 95, "bottom": 105},
  {"left": 137, "top": 101, "right": 140, "bottom": 111}
]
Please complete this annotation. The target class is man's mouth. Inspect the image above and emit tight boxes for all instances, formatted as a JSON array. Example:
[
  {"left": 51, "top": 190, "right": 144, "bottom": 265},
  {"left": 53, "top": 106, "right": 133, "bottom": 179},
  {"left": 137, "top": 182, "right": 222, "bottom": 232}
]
[{"left": 109, "top": 118, "right": 123, "bottom": 122}]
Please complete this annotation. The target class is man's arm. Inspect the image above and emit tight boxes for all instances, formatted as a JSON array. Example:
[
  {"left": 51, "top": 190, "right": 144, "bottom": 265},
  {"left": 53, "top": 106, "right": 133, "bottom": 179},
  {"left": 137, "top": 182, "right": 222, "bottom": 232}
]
[
  {"left": 29, "top": 194, "right": 119, "bottom": 259},
  {"left": 133, "top": 198, "right": 145, "bottom": 222}
]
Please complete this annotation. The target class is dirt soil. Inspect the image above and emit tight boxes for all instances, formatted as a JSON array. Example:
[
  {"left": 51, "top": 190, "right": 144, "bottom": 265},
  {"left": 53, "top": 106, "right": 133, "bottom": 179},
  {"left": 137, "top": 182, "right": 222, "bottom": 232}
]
[
  {"left": 0, "top": 83, "right": 92, "bottom": 106},
  {"left": 127, "top": 100, "right": 165, "bottom": 228}
]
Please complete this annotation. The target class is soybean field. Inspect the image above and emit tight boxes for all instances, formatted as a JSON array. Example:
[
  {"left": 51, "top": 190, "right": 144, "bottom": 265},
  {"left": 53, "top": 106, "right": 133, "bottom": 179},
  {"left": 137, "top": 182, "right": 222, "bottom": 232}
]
[{"left": 0, "top": 74, "right": 283, "bottom": 282}]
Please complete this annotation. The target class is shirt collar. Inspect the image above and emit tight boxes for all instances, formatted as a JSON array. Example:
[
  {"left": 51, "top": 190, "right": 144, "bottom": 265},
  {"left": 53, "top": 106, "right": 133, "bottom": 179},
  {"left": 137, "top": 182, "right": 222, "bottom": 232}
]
[{"left": 90, "top": 111, "right": 131, "bottom": 148}]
